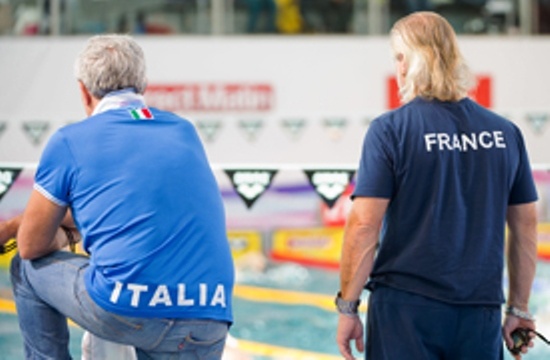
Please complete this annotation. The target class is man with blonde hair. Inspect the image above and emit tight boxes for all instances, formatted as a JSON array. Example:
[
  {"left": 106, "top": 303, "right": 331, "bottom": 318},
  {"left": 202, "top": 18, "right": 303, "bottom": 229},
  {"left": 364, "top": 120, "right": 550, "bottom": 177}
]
[
  {"left": 5, "top": 34, "right": 235, "bottom": 359},
  {"left": 336, "top": 12, "right": 538, "bottom": 360}
]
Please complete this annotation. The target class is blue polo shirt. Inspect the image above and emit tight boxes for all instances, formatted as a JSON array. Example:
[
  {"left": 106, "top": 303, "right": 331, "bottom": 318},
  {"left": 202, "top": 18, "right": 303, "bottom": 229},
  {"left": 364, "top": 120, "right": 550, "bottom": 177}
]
[
  {"left": 354, "top": 97, "right": 537, "bottom": 305},
  {"left": 34, "top": 91, "right": 234, "bottom": 321}
]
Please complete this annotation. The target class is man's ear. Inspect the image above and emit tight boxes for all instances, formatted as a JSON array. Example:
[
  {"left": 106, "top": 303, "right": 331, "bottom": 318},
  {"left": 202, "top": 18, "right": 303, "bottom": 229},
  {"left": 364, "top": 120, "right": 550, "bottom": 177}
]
[
  {"left": 78, "top": 81, "right": 94, "bottom": 116},
  {"left": 399, "top": 59, "right": 408, "bottom": 79}
]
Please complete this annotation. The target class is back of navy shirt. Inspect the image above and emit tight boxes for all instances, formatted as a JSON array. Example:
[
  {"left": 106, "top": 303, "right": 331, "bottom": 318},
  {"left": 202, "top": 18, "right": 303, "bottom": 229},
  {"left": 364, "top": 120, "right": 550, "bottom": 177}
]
[{"left": 353, "top": 97, "right": 537, "bottom": 305}]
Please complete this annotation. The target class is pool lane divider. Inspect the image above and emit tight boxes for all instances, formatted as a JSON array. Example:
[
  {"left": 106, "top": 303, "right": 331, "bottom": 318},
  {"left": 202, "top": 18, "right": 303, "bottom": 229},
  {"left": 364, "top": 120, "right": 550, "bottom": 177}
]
[
  {"left": 236, "top": 338, "right": 341, "bottom": 359},
  {"left": 0, "top": 296, "right": 341, "bottom": 360},
  {"left": 234, "top": 284, "right": 368, "bottom": 312},
  {"left": 0, "top": 297, "right": 15, "bottom": 314}
]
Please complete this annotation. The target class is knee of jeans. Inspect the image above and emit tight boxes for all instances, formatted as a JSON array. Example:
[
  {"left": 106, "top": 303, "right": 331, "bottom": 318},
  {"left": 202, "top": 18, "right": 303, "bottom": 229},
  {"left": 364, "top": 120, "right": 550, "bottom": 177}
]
[
  {"left": 10, "top": 254, "right": 33, "bottom": 301},
  {"left": 9, "top": 254, "right": 39, "bottom": 300}
]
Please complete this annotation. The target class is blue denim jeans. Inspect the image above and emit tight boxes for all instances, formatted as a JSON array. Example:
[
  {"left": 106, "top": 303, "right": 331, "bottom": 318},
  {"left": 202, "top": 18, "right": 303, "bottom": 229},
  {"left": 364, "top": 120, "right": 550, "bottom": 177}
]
[{"left": 10, "top": 251, "right": 229, "bottom": 360}]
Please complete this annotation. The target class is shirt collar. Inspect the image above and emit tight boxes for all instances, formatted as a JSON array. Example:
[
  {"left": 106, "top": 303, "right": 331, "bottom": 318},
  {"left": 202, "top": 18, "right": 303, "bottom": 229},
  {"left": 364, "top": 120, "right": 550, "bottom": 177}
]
[{"left": 92, "top": 88, "right": 147, "bottom": 116}]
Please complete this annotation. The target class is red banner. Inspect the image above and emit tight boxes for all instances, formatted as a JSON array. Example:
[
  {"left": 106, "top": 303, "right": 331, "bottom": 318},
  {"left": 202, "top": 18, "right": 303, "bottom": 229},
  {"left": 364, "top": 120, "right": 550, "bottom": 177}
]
[{"left": 145, "top": 83, "right": 275, "bottom": 112}]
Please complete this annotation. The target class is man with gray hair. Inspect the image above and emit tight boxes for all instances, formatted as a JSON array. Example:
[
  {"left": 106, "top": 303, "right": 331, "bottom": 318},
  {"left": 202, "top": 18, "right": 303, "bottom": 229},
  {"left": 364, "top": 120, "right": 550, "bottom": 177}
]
[{"left": 6, "top": 34, "right": 235, "bottom": 359}]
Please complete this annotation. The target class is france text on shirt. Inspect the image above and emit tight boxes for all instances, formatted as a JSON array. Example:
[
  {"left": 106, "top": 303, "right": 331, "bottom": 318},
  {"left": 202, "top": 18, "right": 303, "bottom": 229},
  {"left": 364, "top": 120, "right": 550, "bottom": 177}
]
[{"left": 424, "top": 131, "right": 506, "bottom": 152}]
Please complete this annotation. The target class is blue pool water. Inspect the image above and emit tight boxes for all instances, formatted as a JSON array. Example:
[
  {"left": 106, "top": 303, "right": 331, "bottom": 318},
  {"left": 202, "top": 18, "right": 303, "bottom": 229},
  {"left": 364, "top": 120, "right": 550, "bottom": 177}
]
[
  {"left": 230, "top": 261, "right": 550, "bottom": 359},
  {"left": 3, "top": 260, "right": 549, "bottom": 359},
  {"left": 1, "top": 164, "right": 550, "bottom": 359}
]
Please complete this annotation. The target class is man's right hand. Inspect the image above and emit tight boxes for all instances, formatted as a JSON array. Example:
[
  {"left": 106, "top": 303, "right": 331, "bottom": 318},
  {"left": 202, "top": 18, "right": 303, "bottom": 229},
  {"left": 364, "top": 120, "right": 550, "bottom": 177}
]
[{"left": 0, "top": 214, "right": 22, "bottom": 246}]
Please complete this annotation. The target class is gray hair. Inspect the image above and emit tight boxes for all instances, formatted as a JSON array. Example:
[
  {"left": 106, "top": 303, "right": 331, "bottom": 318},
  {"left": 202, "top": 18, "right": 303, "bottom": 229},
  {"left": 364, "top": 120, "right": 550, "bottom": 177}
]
[
  {"left": 74, "top": 34, "right": 147, "bottom": 98},
  {"left": 390, "top": 12, "right": 475, "bottom": 103}
]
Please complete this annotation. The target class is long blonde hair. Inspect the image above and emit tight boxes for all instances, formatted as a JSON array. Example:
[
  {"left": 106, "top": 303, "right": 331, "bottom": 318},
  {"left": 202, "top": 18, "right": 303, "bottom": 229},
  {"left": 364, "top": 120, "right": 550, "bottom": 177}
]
[{"left": 391, "top": 12, "right": 475, "bottom": 103}]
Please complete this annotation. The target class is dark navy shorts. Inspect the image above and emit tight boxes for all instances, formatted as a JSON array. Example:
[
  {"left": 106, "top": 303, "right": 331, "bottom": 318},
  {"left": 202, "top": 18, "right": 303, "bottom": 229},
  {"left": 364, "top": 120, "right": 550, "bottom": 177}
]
[{"left": 365, "top": 285, "right": 503, "bottom": 360}]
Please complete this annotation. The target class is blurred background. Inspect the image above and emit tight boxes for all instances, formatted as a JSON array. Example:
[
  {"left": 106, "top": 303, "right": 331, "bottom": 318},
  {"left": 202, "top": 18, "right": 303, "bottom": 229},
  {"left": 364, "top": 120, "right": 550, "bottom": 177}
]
[
  {"left": 0, "top": 0, "right": 549, "bottom": 36},
  {"left": 1, "top": 1, "right": 550, "bottom": 359}
]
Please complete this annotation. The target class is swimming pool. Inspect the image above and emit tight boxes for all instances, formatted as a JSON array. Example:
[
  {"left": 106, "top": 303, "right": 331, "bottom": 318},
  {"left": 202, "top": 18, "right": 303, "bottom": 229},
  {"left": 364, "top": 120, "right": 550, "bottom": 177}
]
[
  {"left": 2, "top": 260, "right": 550, "bottom": 359},
  {"left": 1, "top": 167, "right": 550, "bottom": 358}
]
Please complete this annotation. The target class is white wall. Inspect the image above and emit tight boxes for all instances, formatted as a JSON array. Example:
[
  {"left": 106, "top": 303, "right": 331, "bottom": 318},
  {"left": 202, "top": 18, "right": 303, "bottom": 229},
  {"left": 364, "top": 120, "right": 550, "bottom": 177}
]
[{"left": 0, "top": 36, "right": 549, "bottom": 166}]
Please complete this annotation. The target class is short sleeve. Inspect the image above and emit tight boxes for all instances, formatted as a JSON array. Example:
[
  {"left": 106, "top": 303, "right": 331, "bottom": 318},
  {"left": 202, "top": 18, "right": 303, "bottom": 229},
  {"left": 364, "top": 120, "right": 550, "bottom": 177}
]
[
  {"left": 34, "top": 130, "right": 77, "bottom": 206},
  {"left": 352, "top": 119, "right": 395, "bottom": 199},
  {"left": 508, "top": 127, "right": 538, "bottom": 205}
]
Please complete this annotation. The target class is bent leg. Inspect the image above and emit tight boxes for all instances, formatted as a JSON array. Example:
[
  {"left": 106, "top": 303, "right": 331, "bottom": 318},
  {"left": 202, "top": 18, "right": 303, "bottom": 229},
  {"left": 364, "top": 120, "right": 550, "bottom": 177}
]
[
  {"left": 10, "top": 252, "right": 89, "bottom": 359},
  {"left": 10, "top": 251, "right": 162, "bottom": 349},
  {"left": 11, "top": 251, "right": 229, "bottom": 360}
]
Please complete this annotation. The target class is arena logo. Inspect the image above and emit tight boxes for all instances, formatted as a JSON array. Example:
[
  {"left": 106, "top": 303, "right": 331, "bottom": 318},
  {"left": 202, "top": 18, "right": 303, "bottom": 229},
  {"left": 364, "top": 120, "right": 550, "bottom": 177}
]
[
  {"left": 145, "top": 83, "right": 274, "bottom": 113},
  {"left": 195, "top": 119, "right": 222, "bottom": 142},
  {"left": 0, "top": 167, "right": 22, "bottom": 202},
  {"left": 387, "top": 75, "right": 492, "bottom": 109},
  {"left": 281, "top": 118, "right": 307, "bottom": 140},
  {"left": 304, "top": 169, "right": 355, "bottom": 208},
  {"left": 224, "top": 169, "right": 278, "bottom": 209},
  {"left": 238, "top": 119, "right": 264, "bottom": 142},
  {"left": 323, "top": 117, "right": 348, "bottom": 141},
  {"left": 22, "top": 121, "right": 50, "bottom": 146},
  {"left": 526, "top": 113, "right": 549, "bottom": 135}
]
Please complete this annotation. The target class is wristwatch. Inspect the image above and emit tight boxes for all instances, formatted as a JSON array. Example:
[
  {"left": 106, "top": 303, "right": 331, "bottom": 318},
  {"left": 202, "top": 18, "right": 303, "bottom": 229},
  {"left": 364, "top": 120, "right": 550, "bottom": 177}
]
[
  {"left": 505, "top": 306, "right": 535, "bottom": 322},
  {"left": 335, "top": 291, "right": 361, "bottom": 316}
]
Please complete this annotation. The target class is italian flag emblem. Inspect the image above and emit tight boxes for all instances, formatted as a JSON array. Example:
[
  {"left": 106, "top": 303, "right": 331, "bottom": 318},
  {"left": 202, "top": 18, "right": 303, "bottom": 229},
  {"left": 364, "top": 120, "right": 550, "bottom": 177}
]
[{"left": 129, "top": 107, "right": 153, "bottom": 120}]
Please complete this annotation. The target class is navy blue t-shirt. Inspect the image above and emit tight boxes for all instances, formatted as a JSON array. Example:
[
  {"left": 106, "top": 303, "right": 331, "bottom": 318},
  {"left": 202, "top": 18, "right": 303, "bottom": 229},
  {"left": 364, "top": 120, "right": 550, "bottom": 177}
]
[{"left": 354, "top": 97, "right": 538, "bottom": 305}]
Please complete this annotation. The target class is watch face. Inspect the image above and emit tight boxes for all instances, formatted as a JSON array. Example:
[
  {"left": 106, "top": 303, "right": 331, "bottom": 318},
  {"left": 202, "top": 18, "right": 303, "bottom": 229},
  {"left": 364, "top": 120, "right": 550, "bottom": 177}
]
[
  {"left": 335, "top": 294, "right": 359, "bottom": 313},
  {"left": 338, "top": 300, "right": 350, "bottom": 311}
]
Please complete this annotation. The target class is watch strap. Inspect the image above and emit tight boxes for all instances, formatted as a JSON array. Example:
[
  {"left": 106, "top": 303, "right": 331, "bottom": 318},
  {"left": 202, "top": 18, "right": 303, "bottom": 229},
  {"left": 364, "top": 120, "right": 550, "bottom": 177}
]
[
  {"left": 505, "top": 306, "right": 535, "bottom": 322},
  {"left": 335, "top": 291, "right": 360, "bottom": 316}
]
